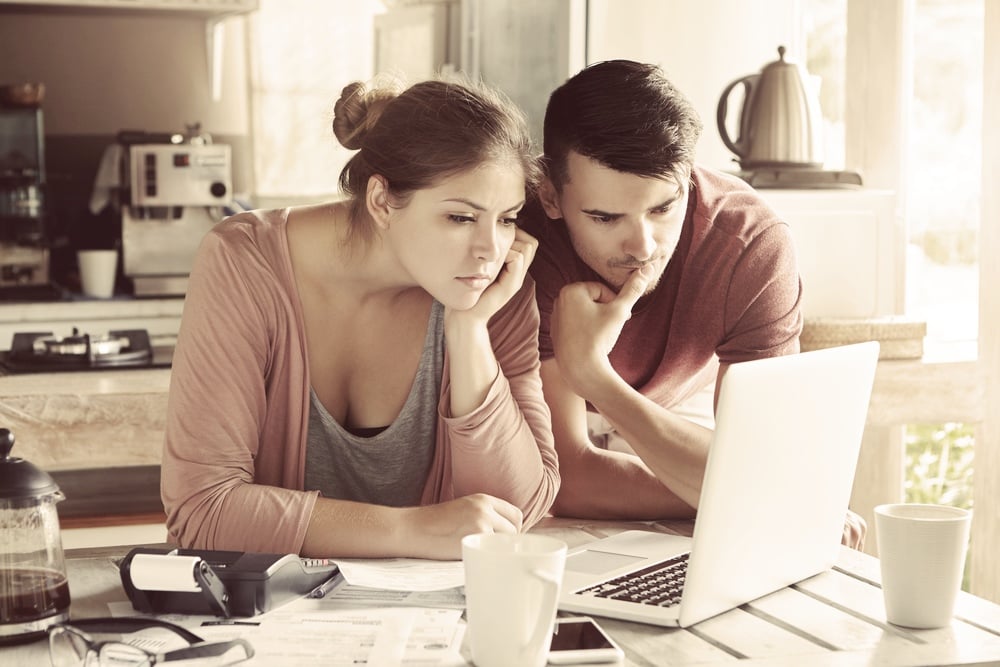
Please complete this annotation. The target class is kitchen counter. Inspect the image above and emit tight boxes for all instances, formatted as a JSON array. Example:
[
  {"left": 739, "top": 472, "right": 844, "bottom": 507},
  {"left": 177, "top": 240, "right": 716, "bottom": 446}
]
[
  {"left": 0, "top": 298, "right": 181, "bottom": 520},
  {"left": 0, "top": 296, "right": 185, "bottom": 349},
  {"left": 0, "top": 297, "right": 179, "bottom": 469},
  {"left": 0, "top": 367, "right": 171, "bottom": 471}
]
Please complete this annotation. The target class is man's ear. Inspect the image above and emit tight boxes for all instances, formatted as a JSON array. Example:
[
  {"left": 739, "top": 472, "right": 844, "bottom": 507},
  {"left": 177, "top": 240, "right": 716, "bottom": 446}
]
[
  {"left": 538, "top": 177, "right": 563, "bottom": 220},
  {"left": 365, "top": 175, "right": 392, "bottom": 229}
]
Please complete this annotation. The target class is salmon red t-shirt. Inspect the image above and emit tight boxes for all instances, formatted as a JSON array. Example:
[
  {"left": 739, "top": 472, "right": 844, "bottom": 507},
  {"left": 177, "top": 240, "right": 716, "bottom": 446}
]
[{"left": 522, "top": 165, "right": 803, "bottom": 409}]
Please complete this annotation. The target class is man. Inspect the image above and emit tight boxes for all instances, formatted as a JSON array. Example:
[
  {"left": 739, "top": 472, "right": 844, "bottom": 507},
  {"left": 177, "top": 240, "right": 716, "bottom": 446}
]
[{"left": 521, "top": 59, "right": 865, "bottom": 547}]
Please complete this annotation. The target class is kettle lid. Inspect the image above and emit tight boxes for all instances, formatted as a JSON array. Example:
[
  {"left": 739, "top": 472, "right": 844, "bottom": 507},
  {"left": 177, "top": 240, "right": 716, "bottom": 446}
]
[
  {"left": 763, "top": 45, "right": 799, "bottom": 72},
  {"left": 0, "top": 427, "right": 60, "bottom": 499}
]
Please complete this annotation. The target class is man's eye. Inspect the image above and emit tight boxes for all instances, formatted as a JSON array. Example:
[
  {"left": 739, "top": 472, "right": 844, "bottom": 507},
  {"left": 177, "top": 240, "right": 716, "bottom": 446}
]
[
  {"left": 589, "top": 215, "right": 613, "bottom": 224},
  {"left": 448, "top": 214, "right": 476, "bottom": 224},
  {"left": 652, "top": 205, "right": 673, "bottom": 215}
]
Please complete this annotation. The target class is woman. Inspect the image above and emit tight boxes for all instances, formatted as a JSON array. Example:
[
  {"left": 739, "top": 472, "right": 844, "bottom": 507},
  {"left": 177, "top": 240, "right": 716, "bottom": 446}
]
[{"left": 160, "top": 76, "right": 559, "bottom": 559}]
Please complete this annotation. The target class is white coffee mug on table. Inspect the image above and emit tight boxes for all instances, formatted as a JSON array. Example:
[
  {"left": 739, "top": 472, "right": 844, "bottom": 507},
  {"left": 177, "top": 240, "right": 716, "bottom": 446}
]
[
  {"left": 77, "top": 249, "right": 118, "bottom": 299},
  {"left": 874, "top": 503, "right": 972, "bottom": 629},
  {"left": 462, "top": 532, "right": 567, "bottom": 667}
]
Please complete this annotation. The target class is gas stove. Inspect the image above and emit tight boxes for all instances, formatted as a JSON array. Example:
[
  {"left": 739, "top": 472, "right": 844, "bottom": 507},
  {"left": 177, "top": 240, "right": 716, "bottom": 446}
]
[{"left": 1, "top": 328, "right": 171, "bottom": 373}]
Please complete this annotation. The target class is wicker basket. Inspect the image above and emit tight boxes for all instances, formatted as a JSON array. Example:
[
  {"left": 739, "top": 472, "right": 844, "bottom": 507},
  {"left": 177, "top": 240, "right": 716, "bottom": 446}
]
[{"left": 800, "top": 316, "right": 927, "bottom": 360}]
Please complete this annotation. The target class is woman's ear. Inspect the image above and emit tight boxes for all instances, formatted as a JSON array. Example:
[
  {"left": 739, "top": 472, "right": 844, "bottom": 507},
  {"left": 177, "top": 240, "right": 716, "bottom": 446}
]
[
  {"left": 538, "top": 177, "right": 563, "bottom": 220},
  {"left": 365, "top": 175, "right": 392, "bottom": 229}
]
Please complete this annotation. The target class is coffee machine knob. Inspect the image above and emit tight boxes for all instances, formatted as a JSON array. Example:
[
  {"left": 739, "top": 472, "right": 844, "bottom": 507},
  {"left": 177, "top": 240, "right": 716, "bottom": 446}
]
[{"left": 210, "top": 182, "right": 228, "bottom": 198}]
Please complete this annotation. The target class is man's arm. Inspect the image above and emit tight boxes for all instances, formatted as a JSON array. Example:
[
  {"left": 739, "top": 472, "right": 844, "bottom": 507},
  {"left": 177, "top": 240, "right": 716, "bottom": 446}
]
[{"left": 541, "top": 359, "right": 697, "bottom": 519}]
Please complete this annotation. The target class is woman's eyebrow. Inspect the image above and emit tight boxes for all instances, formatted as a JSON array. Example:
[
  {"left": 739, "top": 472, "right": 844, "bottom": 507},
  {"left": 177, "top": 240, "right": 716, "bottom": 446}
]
[{"left": 442, "top": 198, "right": 526, "bottom": 213}]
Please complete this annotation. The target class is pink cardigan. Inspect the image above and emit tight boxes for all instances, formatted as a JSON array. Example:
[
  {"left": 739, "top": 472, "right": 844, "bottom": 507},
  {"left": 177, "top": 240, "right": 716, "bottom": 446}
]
[{"left": 161, "top": 209, "right": 560, "bottom": 554}]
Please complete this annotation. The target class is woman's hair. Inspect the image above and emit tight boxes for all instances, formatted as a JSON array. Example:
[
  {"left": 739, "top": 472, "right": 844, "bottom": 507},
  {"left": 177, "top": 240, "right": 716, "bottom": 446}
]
[
  {"left": 543, "top": 60, "right": 703, "bottom": 190},
  {"left": 333, "top": 75, "right": 541, "bottom": 244}
]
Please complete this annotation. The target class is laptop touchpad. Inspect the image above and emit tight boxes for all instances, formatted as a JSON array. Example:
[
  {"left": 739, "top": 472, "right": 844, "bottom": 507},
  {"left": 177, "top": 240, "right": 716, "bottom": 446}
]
[{"left": 567, "top": 549, "right": 644, "bottom": 575}]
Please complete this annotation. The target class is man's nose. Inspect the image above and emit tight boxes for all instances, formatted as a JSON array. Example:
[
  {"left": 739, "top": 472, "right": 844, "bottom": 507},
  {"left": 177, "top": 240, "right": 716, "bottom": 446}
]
[{"left": 623, "top": 219, "right": 657, "bottom": 261}]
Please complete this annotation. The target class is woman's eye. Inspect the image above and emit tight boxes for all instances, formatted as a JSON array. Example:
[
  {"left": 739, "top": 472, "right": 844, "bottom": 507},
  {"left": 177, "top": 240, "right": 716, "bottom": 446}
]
[
  {"left": 652, "top": 204, "right": 673, "bottom": 215},
  {"left": 500, "top": 216, "right": 518, "bottom": 226},
  {"left": 448, "top": 214, "right": 476, "bottom": 224}
]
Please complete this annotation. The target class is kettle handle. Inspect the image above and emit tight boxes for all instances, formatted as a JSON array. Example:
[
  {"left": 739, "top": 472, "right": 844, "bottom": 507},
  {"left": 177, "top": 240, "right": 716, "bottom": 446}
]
[{"left": 717, "top": 74, "right": 758, "bottom": 161}]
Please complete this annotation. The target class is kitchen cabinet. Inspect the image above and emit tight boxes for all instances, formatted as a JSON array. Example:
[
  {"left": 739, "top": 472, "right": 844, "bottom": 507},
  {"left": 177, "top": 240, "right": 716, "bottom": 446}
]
[{"left": 756, "top": 188, "right": 902, "bottom": 320}]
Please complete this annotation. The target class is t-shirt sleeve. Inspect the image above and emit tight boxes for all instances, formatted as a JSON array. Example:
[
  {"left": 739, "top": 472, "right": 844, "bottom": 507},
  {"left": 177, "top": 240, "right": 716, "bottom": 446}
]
[
  {"left": 717, "top": 222, "right": 803, "bottom": 363},
  {"left": 524, "top": 222, "right": 576, "bottom": 362}
]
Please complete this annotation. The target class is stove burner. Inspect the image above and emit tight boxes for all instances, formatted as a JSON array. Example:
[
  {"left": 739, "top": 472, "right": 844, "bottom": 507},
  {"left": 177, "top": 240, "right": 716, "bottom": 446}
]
[{"left": 3, "top": 329, "right": 154, "bottom": 373}]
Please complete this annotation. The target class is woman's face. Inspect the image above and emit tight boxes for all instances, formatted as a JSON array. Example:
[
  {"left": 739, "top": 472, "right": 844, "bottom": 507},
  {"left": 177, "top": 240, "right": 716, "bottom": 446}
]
[{"left": 383, "top": 161, "right": 526, "bottom": 310}]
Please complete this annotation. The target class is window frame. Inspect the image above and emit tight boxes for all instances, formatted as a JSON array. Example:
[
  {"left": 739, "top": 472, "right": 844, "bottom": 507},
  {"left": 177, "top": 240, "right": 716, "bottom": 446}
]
[{"left": 843, "top": 0, "right": 999, "bottom": 603}]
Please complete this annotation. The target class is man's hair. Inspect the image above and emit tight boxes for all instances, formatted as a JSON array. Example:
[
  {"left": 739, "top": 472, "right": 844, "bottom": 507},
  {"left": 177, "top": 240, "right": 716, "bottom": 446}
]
[{"left": 543, "top": 60, "right": 703, "bottom": 189}]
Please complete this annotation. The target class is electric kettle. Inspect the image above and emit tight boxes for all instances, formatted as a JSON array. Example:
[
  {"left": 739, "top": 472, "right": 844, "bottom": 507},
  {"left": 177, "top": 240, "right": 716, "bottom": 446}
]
[
  {"left": 0, "top": 427, "right": 70, "bottom": 645},
  {"left": 717, "top": 46, "right": 825, "bottom": 169}
]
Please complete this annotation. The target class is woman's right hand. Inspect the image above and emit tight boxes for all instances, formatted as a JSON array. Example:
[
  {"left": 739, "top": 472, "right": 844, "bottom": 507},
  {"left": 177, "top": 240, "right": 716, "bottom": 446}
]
[{"left": 402, "top": 493, "right": 523, "bottom": 560}]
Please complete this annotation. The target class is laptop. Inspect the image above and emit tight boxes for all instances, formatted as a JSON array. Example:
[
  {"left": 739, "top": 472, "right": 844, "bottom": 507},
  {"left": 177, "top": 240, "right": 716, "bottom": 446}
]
[{"left": 558, "top": 341, "right": 880, "bottom": 627}]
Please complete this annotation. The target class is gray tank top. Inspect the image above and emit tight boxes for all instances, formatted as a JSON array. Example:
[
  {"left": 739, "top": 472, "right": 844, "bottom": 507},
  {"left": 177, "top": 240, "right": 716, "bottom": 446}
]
[{"left": 304, "top": 300, "right": 444, "bottom": 506}]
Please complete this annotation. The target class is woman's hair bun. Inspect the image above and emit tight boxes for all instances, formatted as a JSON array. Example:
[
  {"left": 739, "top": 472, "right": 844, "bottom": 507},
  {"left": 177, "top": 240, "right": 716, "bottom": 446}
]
[{"left": 332, "top": 77, "right": 404, "bottom": 150}]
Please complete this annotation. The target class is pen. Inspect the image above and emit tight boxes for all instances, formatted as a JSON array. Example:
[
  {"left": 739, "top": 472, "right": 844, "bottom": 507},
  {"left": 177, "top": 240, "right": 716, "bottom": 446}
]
[{"left": 309, "top": 574, "right": 340, "bottom": 599}]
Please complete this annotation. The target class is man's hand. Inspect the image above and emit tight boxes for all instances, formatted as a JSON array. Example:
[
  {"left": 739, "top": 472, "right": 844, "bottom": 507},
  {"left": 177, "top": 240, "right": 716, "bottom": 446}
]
[
  {"left": 550, "top": 265, "right": 654, "bottom": 398},
  {"left": 842, "top": 509, "right": 867, "bottom": 550}
]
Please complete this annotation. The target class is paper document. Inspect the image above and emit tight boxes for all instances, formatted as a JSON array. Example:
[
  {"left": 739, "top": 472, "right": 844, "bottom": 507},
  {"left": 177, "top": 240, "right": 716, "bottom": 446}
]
[
  {"left": 196, "top": 606, "right": 466, "bottom": 666},
  {"left": 333, "top": 557, "right": 464, "bottom": 591}
]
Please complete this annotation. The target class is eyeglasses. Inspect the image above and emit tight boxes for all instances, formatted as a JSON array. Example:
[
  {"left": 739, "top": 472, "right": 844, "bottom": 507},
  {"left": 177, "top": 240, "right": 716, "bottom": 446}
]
[{"left": 48, "top": 617, "right": 254, "bottom": 667}]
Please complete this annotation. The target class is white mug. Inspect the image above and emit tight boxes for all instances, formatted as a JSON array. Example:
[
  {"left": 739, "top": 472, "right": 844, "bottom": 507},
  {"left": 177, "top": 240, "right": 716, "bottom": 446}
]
[
  {"left": 462, "top": 532, "right": 567, "bottom": 667},
  {"left": 874, "top": 503, "right": 972, "bottom": 628},
  {"left": 77, "top": 249, "right": 118, "bottom": 299}
]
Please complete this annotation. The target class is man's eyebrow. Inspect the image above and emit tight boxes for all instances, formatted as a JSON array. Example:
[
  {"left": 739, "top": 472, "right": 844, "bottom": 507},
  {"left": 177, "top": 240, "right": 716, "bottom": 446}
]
[
  {"left": 581, "top": 208, "right": 622, "bottom": 218},
  {"left": 650, "top": 194, "right": 682, "bottom": 210}
]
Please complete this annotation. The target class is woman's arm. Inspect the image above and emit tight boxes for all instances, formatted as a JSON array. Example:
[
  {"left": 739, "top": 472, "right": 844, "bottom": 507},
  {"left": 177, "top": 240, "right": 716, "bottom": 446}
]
[
  {"left": 443, "top": 275, "right": 560, "bottom": 529},
  {"left": 161, "top": 225, "right": 318, "bottom": 553}
]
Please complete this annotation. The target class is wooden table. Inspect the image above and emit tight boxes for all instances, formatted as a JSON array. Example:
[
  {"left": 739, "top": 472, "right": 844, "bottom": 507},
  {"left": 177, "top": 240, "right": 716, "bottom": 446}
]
[{"left": 4, "top": 518, "right": 1000, "bottom": 666}]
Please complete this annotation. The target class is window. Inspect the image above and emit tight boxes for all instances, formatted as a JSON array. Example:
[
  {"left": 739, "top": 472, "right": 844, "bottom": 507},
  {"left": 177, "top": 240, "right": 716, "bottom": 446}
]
[
  {"left": 804, "top": 0, "right": 998, "bottom": 604},
  {"left": 803, "top": 0, "right": 983, "bottom": 360},
  {"left": 246, "top": 0, "right": 387, "bottom": 207}
]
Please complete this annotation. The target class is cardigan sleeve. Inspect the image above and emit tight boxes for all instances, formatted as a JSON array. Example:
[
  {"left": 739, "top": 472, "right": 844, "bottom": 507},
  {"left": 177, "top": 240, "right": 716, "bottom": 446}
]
[
  {"left": 161, "top": 226, "right": 318, "bottom": 553},
  {"left": 439, "top": 277, "right": 560, "bottom": 528}
]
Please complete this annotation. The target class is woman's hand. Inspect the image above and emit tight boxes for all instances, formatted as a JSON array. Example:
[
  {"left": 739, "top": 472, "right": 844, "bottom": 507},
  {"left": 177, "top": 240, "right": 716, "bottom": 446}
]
[
  {"left": 401, "top": 493, "right": 523, "bottom": 560},
  {"left": 443, "top": 227, "right": 537, "bottom": 417},
  {"left": 458, "top": 226, "right": 538, "bottom": 324}
]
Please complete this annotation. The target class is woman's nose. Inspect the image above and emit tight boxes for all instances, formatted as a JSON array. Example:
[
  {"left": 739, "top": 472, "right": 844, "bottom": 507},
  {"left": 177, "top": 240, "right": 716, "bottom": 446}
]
[{"left": 473, "top": 221, "right": 502, "bottom": 261}]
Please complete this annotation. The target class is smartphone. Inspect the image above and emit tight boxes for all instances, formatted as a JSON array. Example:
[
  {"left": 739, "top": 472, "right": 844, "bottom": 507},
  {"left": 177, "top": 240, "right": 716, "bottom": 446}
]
[{"left": 547, "top": 616, "right": 624, "bottom": 664}]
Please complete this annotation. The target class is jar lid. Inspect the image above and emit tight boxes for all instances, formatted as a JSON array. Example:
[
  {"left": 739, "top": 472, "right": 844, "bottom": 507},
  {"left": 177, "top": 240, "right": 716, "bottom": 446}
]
[{"left": 0, "top": 428, "right": 60, "bottom": 499}]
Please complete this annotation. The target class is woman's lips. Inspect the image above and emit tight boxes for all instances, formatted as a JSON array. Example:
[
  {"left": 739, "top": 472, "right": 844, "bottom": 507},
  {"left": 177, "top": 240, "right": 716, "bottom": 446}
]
[{"left": 456, "top": 275, "right": 492, "bottom": 289}]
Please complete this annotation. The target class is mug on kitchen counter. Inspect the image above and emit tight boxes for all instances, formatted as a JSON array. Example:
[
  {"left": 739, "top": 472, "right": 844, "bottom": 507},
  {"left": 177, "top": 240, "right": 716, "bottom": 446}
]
[{"left": 77, "top": 250, "right": 118, "bottom": 299}]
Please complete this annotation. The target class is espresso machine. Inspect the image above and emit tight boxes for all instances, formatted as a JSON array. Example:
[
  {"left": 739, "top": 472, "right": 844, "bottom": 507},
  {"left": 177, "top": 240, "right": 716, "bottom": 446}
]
[
  {"left": 120, "top": 134, "right": 232, "bottom": 296},
  {"left": 0, "top": 107, "right": 49, "bottom": 289}
]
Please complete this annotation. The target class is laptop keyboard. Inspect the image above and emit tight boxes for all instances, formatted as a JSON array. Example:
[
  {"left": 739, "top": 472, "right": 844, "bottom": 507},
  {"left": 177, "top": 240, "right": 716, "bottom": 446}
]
[{"left": 576, "top": 552, "right": 689, "bottom": 607}]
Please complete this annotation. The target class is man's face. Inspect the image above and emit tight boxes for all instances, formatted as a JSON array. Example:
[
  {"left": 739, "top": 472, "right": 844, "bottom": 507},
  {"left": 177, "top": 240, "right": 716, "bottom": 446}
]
[{"left": 540, "top": 151, "right": 689, "bottom": 294}]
